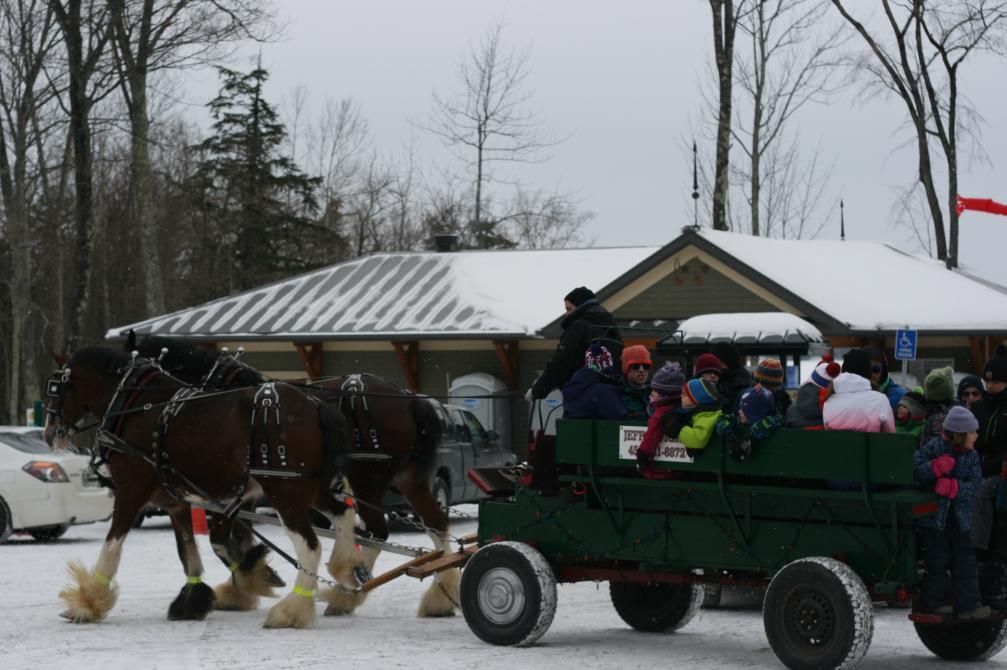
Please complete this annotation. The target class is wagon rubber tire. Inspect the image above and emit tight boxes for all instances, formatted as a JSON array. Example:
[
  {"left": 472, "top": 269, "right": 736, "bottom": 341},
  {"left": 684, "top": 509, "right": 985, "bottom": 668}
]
[
  {"left": 460, "top": 541, "right": 557, "bottom": 646},
  {"left": 610, "top": 580, "right": 703, "bottom": 632},
  {"left": 763, "top": 557, "right": 874, "bottom": 670},
  {"left": 914, "top": 618, "right": 1007, "bottom": 661},
  {"left": 29, "top": 524, "right": 69, "bottom": 542},
  {"left": 0, "top": 496, "right": 11, "bottom": 543}
]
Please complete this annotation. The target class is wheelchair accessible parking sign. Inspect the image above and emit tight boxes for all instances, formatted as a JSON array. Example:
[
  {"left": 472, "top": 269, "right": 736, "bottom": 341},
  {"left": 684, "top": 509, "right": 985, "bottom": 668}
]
[{"left": 895, "top": 328, "right": 917, "bottom": 361}]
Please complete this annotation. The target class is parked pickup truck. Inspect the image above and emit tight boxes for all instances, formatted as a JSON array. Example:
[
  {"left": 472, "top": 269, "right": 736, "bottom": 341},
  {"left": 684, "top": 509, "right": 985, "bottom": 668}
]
[{"left": 385, "top": 398, "right": 517, "bottom": 511}]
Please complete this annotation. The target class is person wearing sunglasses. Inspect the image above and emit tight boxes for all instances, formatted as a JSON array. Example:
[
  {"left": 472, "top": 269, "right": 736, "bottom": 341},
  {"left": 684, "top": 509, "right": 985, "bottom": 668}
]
[
  {"left": 619, "top": 345, "right": 653, "bottom": 420},
  {"left": 959, "top": 375, "right": 985, "bottom": 410},
  {"left": 864, "top": 346, "right": 908, "bottom": 411}
]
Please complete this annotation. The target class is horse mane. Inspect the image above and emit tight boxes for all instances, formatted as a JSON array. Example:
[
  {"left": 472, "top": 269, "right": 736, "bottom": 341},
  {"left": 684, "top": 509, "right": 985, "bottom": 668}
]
[
  {"left": 136, "top": 335, "right": 264, "bottom": 386},
  {"left": 68, "top": 346, "right": 132, "bottom": 375}
]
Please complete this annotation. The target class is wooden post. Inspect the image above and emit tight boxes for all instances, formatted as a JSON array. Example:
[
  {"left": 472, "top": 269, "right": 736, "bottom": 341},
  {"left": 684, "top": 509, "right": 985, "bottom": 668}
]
[
  {"left": 969, "top": 336, "right": 985, "bottom": 375},
  {"left": 392, "top": 341, "right": 420, "bottom": 392},
  {"left": 294, "top": 342, "right": 323, "bottom": 380},
  {"left": 493, "top": 340, "right": 519, "bottom": 391}
]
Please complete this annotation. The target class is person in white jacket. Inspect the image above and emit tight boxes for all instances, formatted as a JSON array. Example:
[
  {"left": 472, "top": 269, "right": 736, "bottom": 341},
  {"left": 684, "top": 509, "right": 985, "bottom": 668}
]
[{"left": 823, "top": 372, "right": 896, "bottom": 433}]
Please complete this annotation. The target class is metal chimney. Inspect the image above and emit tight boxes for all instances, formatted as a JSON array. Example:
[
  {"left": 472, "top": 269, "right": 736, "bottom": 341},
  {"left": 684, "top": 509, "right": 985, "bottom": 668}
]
[{"left": 434, "top": 233, "right": 459, "bottom": 252}]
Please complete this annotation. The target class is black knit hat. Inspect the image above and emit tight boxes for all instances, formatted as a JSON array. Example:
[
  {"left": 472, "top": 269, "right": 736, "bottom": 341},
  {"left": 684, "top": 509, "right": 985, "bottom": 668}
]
[
  {"left": 958, "top": 374, "right": 984, "bottom": 401},
  {"left": 842, "top": 348, "right": 873, "bottom": 381},
  {"left": 985, "top": 345, "right": 1007, "bottom": 384},
  {"left": 564, "top": 286, "right": 595, "bottom": 307},
  {"left": 710, "top": 341, "right": 741, "bottom": 369}
]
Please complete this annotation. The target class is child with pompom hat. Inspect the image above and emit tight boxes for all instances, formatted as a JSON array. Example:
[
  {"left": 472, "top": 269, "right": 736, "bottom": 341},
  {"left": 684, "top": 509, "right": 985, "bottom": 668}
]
[
  {"left": 753, "top": 357, "right": 792, "bottom": 415},
  {"left": 912, "top": 406, "right": 989, "bottom": 619},
  {"left": 716, "top": 384, "right": 783, "bottom": 461},
  {"left": 561, "top": 344, "right": 628, "bottom": 420},
  {"left": 784, "top": 356, "right": 840, "bottom": 429},
  {"left": 635, "top": 362, "right": 686, "bottom": 479}
]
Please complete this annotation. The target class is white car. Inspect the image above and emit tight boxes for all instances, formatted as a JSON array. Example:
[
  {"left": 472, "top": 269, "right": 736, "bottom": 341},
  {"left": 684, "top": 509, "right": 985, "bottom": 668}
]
[{"left": 0, "top": 426, "right": 113, "bottom": 542}]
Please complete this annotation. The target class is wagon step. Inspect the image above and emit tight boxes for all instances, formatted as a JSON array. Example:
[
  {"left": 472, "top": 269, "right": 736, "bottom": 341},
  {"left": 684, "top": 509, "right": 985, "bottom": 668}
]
[{"left": 406, "top": 545, "right": 477, "bottom": 579}]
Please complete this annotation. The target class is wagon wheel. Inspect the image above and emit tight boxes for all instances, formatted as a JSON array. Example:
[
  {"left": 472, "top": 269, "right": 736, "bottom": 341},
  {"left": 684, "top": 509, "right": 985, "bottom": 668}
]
[
  {"left": 460, "top": 541, "right": 557, "bottom": 647},
  {"left": 610, "top": 580, "right": 703, "bottom": 632},
  {"left": 914, "top": 618, "right": 1007, "bottom": 662},
  {"left": 763, "top": 557, "right": 874, "bottom": 670}
]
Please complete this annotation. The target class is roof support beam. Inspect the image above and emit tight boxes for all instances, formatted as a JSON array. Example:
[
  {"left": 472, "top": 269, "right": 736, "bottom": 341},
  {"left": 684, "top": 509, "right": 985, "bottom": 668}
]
[
  {"left": 295, "top": 342, "right": 323, "bottom": 380},
  {"left": 493, "top": 340, "right": 519, "bottom": 391},
  {"left": 392, "top": 341, "right": 420, "bottom": 392},
  {"left": 970, "top": 336, "right": 986, "bottom": 375}
]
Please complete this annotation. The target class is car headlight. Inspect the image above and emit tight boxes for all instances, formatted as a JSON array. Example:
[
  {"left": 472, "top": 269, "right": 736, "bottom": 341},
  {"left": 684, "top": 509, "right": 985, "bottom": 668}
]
[{"left": 23, "top": 460, "right": 70, "bottom": 483}]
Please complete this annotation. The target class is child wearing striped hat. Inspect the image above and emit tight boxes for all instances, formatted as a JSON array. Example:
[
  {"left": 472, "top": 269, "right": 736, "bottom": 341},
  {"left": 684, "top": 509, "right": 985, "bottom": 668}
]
[
  {"left": 659, "top": 378, "right": 723, "bottom": 454},
  {"left": 784, "top": 357, "right": 840, "bottom": 429},
  {"left": 753, "top": 358, "right": 792, "bottom": 415}
]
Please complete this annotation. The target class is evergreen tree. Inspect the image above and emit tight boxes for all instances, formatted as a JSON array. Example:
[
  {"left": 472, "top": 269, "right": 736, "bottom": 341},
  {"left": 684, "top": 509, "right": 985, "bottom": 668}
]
[{"left": 194, "top": 64, "right": 323, "bottom": 291}]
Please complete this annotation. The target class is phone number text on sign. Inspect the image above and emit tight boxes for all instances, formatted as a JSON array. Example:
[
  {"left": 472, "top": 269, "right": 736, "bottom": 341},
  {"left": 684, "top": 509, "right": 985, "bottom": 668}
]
[{"left": 618, "top": 426, "right": 694, "bottom": 463}]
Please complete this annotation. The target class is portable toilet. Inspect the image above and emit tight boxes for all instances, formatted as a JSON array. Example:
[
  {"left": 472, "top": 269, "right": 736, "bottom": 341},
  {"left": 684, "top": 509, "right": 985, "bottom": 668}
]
[{"left": 449, "top": 373, "right": 511, "bottom": 448}]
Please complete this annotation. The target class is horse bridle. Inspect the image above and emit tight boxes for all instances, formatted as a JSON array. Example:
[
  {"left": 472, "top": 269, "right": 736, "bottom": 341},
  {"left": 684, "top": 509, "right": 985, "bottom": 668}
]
[{"left": 44, "top": 356, "right": 138, "bottom": 438}]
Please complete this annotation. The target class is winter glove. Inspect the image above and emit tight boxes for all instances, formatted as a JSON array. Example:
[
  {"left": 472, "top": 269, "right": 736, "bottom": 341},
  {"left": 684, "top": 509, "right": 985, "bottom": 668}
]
[
  {"left": 729, "top": 436, "right": 752, "bottom": 462},
  {"left": 661, "top": 413, "right": 684, "bottom": 439},
  {"left": 935, "top": 477, "right": 960, "bottom": 499},
  {"left": 636, "top": 449, "right": 653, "bottom": 471},
  {"left": 931, "top": 454, "right": 956, "bottom": 478}
]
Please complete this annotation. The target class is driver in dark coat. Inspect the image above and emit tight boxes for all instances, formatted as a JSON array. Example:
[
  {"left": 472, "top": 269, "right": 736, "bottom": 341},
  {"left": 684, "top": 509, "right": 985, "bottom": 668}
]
[{"left": 528, "top": 287, "right": 623, "bottom": 401}]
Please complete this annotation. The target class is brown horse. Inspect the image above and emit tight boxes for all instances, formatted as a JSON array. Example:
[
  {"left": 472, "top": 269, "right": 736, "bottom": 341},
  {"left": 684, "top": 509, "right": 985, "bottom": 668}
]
[
  {"left": 44, "top": 345, "right": 352, "bottom": 628},
  {"left": 131, "top": 335, "right": 457, "bottom": 618}
]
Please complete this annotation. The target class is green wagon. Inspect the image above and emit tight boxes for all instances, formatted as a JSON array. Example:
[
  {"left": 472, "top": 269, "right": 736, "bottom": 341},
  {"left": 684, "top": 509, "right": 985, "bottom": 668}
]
[{"left": 459, "top": 419, "right": 1007, "bottom": 669}]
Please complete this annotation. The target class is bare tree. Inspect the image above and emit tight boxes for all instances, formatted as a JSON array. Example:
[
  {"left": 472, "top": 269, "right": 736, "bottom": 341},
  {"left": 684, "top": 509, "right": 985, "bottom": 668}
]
[
  {"left": 708, "top": 0, "right": 748, "bottom": 231},
  {"left": 424, "top": 19, "right": 560, "bottom": 233},
  {"left": 504, "top": 187, "right": 594, "bottom": 249},
  {"left": 831, "top": 0, "right": 1007, "bottom": 268},
  {"left": 0, "top": 0, "right": 59, "bottom": 421},
  {"left": 49, "top": 0, "right": 115, "bottom": 350},
  {"left": 733, "top": 0, "right": 844, "bottom": 236},
  {"left": 106, "top": 0, "right": 274, "bottom": 316}
]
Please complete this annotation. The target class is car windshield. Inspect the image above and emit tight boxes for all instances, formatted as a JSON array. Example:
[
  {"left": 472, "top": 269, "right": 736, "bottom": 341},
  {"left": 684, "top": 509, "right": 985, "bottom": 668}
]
[{"left": 0, "top": 431, "right": 52, "bottom": 454}]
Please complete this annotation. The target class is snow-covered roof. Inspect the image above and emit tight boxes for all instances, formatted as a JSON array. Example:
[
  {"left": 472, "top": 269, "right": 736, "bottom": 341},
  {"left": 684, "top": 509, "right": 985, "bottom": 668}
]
[
  {"left": 670, "top": 312, "right": 824, "bottom": 345},
  {"left": 106, "top": 246, "right": 660, "bottom": 340},
  {"left": 697, "top": 229, "right": 1007, "bottom": 332}
]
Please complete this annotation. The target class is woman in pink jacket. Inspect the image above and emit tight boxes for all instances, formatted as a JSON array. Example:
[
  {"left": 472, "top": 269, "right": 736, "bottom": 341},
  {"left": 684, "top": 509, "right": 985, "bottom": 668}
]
[{"left": 822, "top": 349, "right": 896, "bottom": 433}]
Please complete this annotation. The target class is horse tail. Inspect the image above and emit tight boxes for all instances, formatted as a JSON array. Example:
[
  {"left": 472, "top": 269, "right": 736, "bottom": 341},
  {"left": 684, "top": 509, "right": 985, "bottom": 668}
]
[
  {"left": 410, "top": 398, "right": 441, "bottom": 479},
  {"left": 317, "top": 401, "right": 349, "bottom": 480}
]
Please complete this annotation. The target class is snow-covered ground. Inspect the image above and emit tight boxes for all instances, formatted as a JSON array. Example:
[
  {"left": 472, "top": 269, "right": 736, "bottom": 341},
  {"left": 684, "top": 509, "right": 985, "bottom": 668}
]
[{"left": 2, "top": 507, "right": 1001, "bottom": 670}]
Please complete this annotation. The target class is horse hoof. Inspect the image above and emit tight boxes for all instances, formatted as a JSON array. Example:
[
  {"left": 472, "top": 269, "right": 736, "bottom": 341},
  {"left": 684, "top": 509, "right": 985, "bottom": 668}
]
[
  {"left": 418, "top": 569, "right": 460, "bottom": 618},
  {"left": 263, "top": 592, "right": 316, "bottom": 629},
  {"left": 58, "top": 561, "right": 118, "bottom": 623},
  {"left": 213, "top": 580, "right": 260, "bottom": 611},
  {"left": 168, "top": 582, "right": 215, "bottom": 620},
  {"left": 321, "top": 587, "right": 366, "bottom": 616}
]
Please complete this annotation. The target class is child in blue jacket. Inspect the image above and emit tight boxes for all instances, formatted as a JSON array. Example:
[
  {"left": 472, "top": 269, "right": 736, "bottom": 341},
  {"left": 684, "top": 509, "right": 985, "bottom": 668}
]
[{"left": 912, "top": 406, "right": 990, "bottom": 619}]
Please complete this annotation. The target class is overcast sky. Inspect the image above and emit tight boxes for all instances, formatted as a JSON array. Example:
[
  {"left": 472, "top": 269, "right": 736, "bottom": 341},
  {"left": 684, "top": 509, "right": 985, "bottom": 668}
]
[{"left": 180, "top": 0, "right": 1007, "bottom": 285}]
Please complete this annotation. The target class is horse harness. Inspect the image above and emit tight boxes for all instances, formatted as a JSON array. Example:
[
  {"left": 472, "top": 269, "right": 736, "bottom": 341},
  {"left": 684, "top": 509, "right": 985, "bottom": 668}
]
[
  {"left": 54, "top": 355, "right": 325, "bottom": 520},
  {"left": 336, "top": 374, "right": 393, "bottom": 462}
]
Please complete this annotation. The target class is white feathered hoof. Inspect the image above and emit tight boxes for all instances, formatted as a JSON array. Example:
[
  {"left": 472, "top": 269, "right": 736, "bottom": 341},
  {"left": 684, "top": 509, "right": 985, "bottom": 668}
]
[
  {"left": 213, "top": 578, "right": 260, "bottom": 611},
  {"left": 418, "top": 568, "right": 460, "bottom": 617},
  {"left": 263, "top": 592, "right": 316, "bottom": 629},
  {"left": 59, "top": 561, "right": 119, "bottom": 623},
  {"left": 320, "top": 586, "right": 367, "bottom": 616}
]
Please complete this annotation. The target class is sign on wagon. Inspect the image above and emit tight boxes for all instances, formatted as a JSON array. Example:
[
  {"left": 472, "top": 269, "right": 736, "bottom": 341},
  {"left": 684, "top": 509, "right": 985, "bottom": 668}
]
[{"left": 618, "top": 425, "right": 695, "bottom": 464}]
